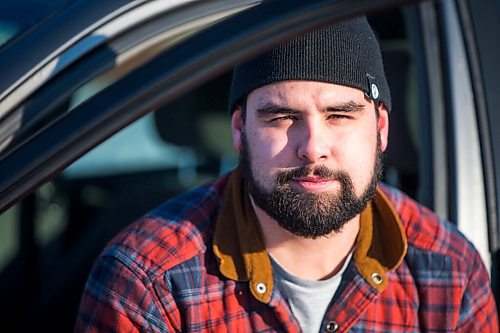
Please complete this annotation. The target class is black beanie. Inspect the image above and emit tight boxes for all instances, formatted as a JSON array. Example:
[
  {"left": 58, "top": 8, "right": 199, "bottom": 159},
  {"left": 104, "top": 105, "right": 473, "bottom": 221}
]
[{"left": 228, "top": 17, "right": 391, "bottom": 113}]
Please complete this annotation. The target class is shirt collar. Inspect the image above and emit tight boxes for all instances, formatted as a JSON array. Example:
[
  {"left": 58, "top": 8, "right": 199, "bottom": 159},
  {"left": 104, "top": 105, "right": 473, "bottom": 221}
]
[{"left": 213, "top": 167, "right": 407, "bottom": 303}]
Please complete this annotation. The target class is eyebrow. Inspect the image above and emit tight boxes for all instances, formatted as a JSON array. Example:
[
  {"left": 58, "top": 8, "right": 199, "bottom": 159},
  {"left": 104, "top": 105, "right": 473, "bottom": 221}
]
[
  {"left": 255, "top": 101, "right": 365, "bottom": 117},
  {"left": 323, "top": 101, "right": 366, "bottom": 113},
  {"left": 255, "top": 103, "right": 301, "bottom": 117}
]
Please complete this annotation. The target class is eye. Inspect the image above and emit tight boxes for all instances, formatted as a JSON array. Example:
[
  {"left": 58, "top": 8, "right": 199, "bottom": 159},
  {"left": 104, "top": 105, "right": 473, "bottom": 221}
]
[
  {"left": 275, "top": 115, "right": 296, "bottom": 120},
  {"left": 269, "top": 115, "right": 297, "bottom": 123},
  {"left": 327, "top": 113, "right": 352, "bottom": 121}
]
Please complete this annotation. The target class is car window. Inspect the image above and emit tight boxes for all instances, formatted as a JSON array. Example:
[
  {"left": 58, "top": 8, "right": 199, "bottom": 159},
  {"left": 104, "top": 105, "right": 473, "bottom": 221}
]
[
  {"left": 0, "top": 5, "right": 426, "bottom": 326},
  {"left": 1, "top": 0, "right": 497, "bottom": 330},
  {"left": 0, "top": 0, "right": 76, "bottom": 49},
  {"left": 0, "top": 0, "right": 257, "bottom": 162}
]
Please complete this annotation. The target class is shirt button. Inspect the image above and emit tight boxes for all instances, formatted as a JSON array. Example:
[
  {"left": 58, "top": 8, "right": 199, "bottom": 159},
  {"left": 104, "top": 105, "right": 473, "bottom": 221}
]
[
  {"left": 371, "top": 272, "right": 383, "bottom": 285},
  {"left": 325, "top": 320, "right": 339, "bottom": 332},
  {"left": 256, "top": 282, "right": 267, "bottom": 294}
]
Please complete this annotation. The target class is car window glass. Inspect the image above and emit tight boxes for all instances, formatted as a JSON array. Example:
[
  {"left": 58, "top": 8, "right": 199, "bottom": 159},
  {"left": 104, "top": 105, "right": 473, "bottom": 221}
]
[
  {"left": 0, "top": 1, "right": 255, "bottom": 159},
  {"left": 0, "top": 0, "right": 76, "bottom": 49}
]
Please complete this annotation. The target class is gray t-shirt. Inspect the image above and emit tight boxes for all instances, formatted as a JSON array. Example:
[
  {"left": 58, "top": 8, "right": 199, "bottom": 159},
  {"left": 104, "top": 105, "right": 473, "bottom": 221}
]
[{"left": 270, "top": 253, "right": 352, "bottom": 333}]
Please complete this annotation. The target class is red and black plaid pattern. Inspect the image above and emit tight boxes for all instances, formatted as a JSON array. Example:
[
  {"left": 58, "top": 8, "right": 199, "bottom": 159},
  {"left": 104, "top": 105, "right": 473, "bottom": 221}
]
[{"left": 75, "top": 175, "right": 498, "bottom": 332}]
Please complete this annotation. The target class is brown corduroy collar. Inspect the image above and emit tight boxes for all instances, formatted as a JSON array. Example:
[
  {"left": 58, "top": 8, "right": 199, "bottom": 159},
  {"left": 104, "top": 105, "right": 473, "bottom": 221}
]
[{"left": 213, "top": 167, "right": 407, "bottom": 303}]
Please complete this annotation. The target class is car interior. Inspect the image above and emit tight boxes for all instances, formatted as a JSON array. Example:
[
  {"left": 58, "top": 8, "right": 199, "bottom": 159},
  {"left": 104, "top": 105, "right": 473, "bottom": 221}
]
[{"left": 0, "top": 7, "right": 426, "bottom": 332}]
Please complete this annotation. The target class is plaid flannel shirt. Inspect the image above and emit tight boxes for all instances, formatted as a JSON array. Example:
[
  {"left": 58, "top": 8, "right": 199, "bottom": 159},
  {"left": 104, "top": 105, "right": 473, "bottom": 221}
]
[{"left": 75, "top": 171, "right": 498, "bottom": 332}]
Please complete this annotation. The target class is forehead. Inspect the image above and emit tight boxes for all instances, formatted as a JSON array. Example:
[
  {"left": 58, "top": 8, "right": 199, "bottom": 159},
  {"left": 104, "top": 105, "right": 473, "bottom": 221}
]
[{"left": 246, "top": 80, "right": 367, "bottom": 106}]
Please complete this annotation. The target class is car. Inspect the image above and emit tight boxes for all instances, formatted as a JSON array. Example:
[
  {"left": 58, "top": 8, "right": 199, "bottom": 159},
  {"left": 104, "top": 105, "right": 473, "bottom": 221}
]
[{"left": 0, "top": 0, "right": 499, "bottom": 331}]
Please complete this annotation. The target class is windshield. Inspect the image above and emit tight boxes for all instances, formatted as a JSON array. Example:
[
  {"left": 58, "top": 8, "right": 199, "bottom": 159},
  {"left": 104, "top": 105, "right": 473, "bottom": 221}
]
[{"left": 0, "top": 0, "right": 75, "bottom": 48}]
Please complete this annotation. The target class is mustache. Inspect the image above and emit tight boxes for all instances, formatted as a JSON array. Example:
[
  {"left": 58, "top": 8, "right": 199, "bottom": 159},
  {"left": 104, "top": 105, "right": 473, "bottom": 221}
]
[{"left": 276, "top": 165, "right": 351, "bottom": 185}]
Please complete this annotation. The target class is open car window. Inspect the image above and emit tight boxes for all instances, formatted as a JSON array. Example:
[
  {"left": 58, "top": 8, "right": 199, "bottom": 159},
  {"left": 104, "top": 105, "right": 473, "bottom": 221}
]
[{"left": 0, "top": 0, "right": 499, "bottom": 330}]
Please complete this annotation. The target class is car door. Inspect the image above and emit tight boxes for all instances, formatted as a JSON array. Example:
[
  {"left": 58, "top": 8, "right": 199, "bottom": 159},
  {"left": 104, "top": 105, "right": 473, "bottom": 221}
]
[{"left": 456, "top": 0, "right": 500, "bottom": 302}]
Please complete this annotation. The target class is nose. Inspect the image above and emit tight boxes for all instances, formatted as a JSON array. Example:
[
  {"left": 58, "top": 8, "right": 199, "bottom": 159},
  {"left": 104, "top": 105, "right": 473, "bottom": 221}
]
[{"left": 296, "top": 120, "right": 331, "bottom": 163}]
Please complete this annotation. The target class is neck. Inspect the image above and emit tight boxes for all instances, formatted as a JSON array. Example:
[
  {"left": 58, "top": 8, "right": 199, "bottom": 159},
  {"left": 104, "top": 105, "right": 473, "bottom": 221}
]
[{"left": 251, "top": 196, "right": 360, "bottom": 281}]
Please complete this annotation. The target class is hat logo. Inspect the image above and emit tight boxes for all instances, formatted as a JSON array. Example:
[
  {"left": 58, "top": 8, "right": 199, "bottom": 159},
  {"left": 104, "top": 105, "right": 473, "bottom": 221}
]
[{"left": 371, "top": 83, "right": 379, "bottom": 100}]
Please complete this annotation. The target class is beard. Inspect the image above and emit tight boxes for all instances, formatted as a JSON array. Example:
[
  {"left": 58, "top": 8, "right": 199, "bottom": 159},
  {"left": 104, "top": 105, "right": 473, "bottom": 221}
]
[{"left": 240, "top": 132, "right": 383, "bottom": 239}]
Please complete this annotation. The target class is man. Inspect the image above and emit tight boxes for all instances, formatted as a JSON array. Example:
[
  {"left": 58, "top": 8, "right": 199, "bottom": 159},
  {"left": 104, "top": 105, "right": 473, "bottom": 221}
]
[{"left": 75, "top": 17, "right": 498, "bottom": 332}]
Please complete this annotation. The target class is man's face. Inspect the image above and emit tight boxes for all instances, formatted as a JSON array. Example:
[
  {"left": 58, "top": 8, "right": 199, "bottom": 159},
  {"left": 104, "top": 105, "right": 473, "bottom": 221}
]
[{"left": 231, "top": 81, "right": 389, "bottom": 239}]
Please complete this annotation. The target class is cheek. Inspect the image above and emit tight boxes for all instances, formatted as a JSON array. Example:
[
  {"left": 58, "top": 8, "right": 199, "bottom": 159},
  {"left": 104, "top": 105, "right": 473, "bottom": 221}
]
[
  {"left": 338, "top": 129, "right": 379, "bottom": 176},
  {"left": 248, "top": 128, "right": 291, "bottom": 164}
]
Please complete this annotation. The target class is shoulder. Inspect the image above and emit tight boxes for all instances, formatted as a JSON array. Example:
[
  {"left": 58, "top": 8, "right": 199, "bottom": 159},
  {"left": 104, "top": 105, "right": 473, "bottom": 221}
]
[
  {"left": 379, "top": 184, "right": 498, "bottom": 330},
  {"left": 99, "top": 174, "right": 231, "bottom": 279},
  {"left": 379, "top": 184, "right": 478, "bottom": 263}
]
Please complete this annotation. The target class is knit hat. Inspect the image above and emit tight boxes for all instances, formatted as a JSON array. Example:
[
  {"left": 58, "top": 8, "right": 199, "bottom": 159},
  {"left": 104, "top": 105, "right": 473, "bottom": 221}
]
[{"left": 228, "top": 17, "right": 391, "bottom": 112}]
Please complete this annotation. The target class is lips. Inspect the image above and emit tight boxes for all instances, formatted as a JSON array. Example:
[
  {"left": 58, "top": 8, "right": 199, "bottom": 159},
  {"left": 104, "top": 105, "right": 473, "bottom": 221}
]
[
  {"left": 276, "top": 165, "right": 346, "bottom": 188},
  {"left": 293, "top": 176, "right": 331, "bottom": 183},
  {"left": 291, "top": 176, "right": 337, "bottom": 191}
]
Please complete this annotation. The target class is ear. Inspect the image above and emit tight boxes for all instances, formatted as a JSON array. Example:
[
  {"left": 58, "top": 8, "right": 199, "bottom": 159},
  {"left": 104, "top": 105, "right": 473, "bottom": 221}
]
[
  {"left": 377, "top": 103, "right": 389, "bottom": 152},
  {"left": 231, "top": 106, "right": 243, "bottom": 152}
]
